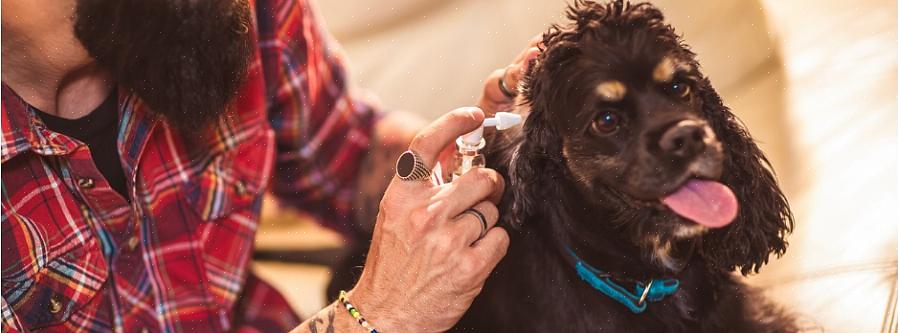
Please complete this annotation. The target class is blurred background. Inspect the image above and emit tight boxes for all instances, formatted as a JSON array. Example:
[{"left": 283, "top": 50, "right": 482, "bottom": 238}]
[{"left": 253, "top": 0, "right": 898, "bottom": 331}]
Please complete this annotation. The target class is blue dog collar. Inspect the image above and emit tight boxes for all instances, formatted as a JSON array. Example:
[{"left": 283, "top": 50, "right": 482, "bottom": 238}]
[{"left": 566, "top": 247, "right": 680, "bottom": 313}]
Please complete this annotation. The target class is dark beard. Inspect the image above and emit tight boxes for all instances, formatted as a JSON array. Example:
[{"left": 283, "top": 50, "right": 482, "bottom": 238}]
[{"left": 74, "top": 0, "right": 254, "bottom": 132}]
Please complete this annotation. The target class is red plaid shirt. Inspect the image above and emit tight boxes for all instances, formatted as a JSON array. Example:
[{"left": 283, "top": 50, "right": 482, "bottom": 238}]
[{"left": 1, "top": 0, "right": 376, "bottom": 331}]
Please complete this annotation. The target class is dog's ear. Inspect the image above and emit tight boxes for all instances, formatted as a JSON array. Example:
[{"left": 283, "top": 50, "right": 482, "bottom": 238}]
[
  {"left": 697, "top": 78, "right": 794, "bottom": 275},
  {"left": 504, "top": 23, "right": 579, "bottom": 229},
  {"left": 505, "top": 105, "right": 567, "bottom": 229}
]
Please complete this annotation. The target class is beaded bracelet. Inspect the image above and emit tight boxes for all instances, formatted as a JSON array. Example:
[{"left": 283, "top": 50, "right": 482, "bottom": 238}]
[{"left": 338, "top": 290, "right": 379, "bottom": 333}]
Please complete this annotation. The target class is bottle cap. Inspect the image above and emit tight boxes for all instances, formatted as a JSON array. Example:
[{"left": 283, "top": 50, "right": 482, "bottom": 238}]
[
  {"left": 483, "top": 112, "right": 523, "bottom": 130},
  {"left": 460, "top": 112, "right": 523, "bottom": 146}
]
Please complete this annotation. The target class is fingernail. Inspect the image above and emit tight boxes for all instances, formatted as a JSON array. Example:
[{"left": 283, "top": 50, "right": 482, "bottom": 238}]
[
  {"left": 466, "top": 107, "right": 484, "bottom": 120},
  {"left": 523, "top": 48, "right": 539, "bottom": 71}
]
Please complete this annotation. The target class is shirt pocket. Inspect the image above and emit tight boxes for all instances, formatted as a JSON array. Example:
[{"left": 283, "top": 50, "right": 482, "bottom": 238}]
[
  {"left": 1, "top": 212, "right": 108, "bottom": 330},
  {"left": 185, "top": 126, "right": 275, "bottom": 222},
  {"left": 182, "top": 126, "right": 275, "bottom": 313}
]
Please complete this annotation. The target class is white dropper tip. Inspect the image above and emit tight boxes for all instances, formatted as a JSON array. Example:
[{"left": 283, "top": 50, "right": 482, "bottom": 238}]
[
  {"left": 482, "top": 112, "right": 523, "bottom": 130},
  {"left": 460, "top": 112, "right": 523, "bottom": 146}
]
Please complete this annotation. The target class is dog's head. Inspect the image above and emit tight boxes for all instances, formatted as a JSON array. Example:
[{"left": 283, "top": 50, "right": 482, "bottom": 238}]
[{"left": 508, "top": 0, "right": 792, "bottom": 274}]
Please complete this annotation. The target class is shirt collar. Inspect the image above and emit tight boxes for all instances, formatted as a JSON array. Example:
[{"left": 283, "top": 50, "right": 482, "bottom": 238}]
[
  {"left": 1, "top": 84, "right": 83, "bottom": 163},
  {"left": 1, "top": 84, "right": 158, "bottom": 166}
]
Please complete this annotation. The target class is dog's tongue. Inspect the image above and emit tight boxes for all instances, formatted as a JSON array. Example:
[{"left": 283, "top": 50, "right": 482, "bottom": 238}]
[{"left": 662, "top": 179, "right": 738, "bottom": 228}]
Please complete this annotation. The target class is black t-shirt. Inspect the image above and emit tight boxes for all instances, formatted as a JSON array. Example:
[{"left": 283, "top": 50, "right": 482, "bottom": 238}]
[{"left": 36, "top": 91, "right": 129, "bottom": 200}]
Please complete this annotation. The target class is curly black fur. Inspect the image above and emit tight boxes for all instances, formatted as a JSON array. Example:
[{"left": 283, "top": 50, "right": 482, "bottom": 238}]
[{"left": 452, "top": 1, "right": 796, "bottom": 331}]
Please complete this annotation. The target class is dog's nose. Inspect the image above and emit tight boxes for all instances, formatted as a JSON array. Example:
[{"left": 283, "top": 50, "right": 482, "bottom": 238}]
[{"left": 658, "top": 120, "right": 712, "bottom": 158}]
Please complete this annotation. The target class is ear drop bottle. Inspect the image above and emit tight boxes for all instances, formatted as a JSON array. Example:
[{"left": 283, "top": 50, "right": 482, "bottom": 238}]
[{"left": 450, "top": 112, "right": 522, "bottom": 182}]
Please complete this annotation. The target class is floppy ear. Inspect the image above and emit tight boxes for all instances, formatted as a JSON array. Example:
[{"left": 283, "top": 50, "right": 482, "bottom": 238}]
[
  {"left": 501, "top": 23, "right": 582, "bottom": 229},
  {"left": 696, "top": 78, "right": 794, "bottom": 275},
  {"left": 504, "top": 107, "right": 567, "bottom": 229}
]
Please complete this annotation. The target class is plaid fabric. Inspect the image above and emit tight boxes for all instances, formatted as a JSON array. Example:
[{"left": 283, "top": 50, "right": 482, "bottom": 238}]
[{"left": 0, "top": 0, "right": 375, "bottom": 331}]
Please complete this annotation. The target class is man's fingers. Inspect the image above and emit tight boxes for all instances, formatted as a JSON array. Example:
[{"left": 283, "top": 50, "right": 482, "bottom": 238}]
[
  {"left": 521, "top": 47, "right": 540, "bottom": 73},
  {"left": 503, "top": 47, "right": 539, "bottom": 93},
  {"left": 405, "top": 107, "right": 485, "bottom": 172},
  {"left": 481, "top": 68, "right": 509, "bottom": 110},
  {"left": 478, "top": 38, "right": 543, "bottom": 115},
  {"left": 528, "top": 33, "right": 543, "bottom": 48},
  {"left": 484, "top": 47, "right": 541, "bottom": 105},
  {"left": 451, "top": 201, "right": 499, "bottom": 246},
  {"left": 504, "top": 63, "right": 523, "bottom": 90},
  {"left": 436, "top": 168, "right": 505, "bottom": 218},
  {"left": 465, "top": 226, "right": 510, "bottom": 277}
]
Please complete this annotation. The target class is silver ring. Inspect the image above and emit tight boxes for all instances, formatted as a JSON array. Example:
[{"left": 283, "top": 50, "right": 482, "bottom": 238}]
[
  {"left": 462, "top": 208, "right": 488, "bottom": 240},
  {"left": 395, "top": 150, "right": 431, "bottom": 181},
  {"left": 498, "top": 66, "right": 518, "bottom": 99}
]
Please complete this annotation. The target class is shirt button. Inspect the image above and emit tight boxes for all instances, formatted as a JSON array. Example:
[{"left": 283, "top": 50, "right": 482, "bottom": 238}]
[
  {"left": 49, "top": 296, "right": 62, "bottom": 314},
  {"left": 128, "top": 236, "right": 140, "bottom": 251},
  {"left": 234, "top": 181, "right": 247, "bottom": 196},
  {"left": 77, "top": 177, "right": 96, "bottom": 189}
]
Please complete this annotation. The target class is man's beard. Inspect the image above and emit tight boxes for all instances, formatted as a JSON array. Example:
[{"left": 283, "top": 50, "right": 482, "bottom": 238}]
[{"left": 74, "top": 0, "right": 254, "bottom": 132}]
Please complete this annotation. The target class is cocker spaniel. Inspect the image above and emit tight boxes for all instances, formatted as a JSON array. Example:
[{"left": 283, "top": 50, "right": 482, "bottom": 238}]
[{"left": 452, "top": 1, "right": 797, "bottom": 331}]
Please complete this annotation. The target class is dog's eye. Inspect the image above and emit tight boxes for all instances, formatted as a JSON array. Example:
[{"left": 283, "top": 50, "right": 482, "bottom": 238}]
[
  {"left": 591, "top": 112, "right": 620, "bottom": 135},
  {"left": 669, "top": 80, "right": 691, "bottom": 99}
]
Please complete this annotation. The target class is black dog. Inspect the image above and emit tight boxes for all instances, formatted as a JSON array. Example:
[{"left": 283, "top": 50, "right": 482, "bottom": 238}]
[{"left": 452, "top": 1, "right": 796, "bottom": 332}]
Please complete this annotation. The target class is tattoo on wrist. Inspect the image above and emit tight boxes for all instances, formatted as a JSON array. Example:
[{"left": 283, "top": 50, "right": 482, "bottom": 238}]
[{"left": 309, "top": 304, "right": 337, "bottom": 333}]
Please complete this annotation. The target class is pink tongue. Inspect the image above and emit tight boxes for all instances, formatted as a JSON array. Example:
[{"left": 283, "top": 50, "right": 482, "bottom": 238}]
[{"left": 662, "top": 179, "right": 738, "bottom": 228}]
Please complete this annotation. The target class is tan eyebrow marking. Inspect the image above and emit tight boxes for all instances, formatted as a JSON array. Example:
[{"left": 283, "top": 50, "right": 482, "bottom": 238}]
[
  {"left": 653, "top": 56, "right": 693, "bottom": 83},
  {"left": 653, "top": 57, "right": 676, "bottom": 83},
  {"left": 596, "top": 80, "right": 627, "bottom": 102}
]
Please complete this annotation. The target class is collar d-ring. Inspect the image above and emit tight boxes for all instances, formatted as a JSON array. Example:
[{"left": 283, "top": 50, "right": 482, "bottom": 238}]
[{"left": 638, "top": 279, "right": 654, "bottom": 306}]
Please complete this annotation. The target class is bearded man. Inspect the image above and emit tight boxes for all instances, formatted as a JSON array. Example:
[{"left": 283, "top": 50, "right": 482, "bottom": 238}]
[{"left": 1, "top": 0, "right": 538, "bottom": 331}]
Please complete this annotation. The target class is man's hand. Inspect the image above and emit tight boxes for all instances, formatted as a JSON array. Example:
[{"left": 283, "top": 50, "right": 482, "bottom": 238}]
[
  {"left": 355, "top": 111, "right": 426, "bottom": 234},
  {"left": 477, "top": 36, "right": 542, "bottom": 116},
  {"left": 355, "top": 37, "right": 542, "bottom": 232},
  {"left": 294, "top": 107, "right": 507, "bottom": 333},
  {"left": 352, "top": 107, "right": 509, "bottom": 332}
]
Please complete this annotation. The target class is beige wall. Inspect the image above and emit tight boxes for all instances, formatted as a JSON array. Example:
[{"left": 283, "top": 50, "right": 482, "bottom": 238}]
[{"left": 755, "top": 1, "right": 897, "bottom": 331}]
